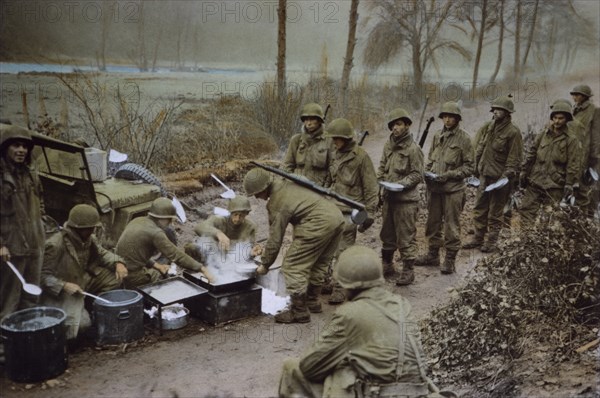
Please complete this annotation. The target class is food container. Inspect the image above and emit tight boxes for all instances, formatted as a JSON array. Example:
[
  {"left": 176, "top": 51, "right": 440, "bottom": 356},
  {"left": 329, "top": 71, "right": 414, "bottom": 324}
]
[
  {"left": 183, "top": 271, "right": 255, "bottom": 293},
  {"left": 93, "top": 289, "right": 144, "bottom": 345},
  {"left": 158, "top": 305, "right": 189, "bottom": 330}
]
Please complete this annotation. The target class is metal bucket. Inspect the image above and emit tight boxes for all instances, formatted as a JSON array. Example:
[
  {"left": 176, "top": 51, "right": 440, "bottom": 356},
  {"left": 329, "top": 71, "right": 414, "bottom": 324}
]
[
  {"left": 93, "top": 289, "right": 144, "bottom": 345},
  {"left": 158, "top": 306, "right": 189, "bottom": 330},
  {"left": 0, "top": 307, "right": 67, "bottom": 383}
]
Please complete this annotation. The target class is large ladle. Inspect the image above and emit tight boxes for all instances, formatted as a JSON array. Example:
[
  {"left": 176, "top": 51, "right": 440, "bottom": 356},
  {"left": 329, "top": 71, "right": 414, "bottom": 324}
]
[
  {"left": 5, "top": 261, "right": 42, "bottom": 296},
  {"left": 80, "top": 291, "right": 112, "bottom": 304}
]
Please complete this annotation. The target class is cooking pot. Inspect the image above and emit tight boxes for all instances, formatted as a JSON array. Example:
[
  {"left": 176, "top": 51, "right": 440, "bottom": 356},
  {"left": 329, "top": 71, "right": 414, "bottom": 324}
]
[
  {"left": 93, "top": 289, "right": 144, "bottom": 345},
  {"left": 0, "top": 306, "right": 67, "bottom": 383},
  {"left": 158, "top": 305, "right": 189, "bottom": 330}
]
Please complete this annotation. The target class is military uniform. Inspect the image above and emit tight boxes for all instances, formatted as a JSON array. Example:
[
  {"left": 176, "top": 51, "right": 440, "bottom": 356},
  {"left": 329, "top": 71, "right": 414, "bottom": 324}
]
[
  {"left": 279, "top": 286, "right": 426, "bottom": 397},
  {"left": 261, "top": 179, "right": 344, "bottom": 294},
  {"left": 378, "top": 132, "right": 424, "bottom": 264},
  {"left": 41, "top": 226, "right": 122, "bottom": 338},
  {"left": 520, "top": 124, "right": 581, "bottom": 223},
  {"left": 283, "top": 125, "right": 334, "bottom": 187},
  {"left": 424, "top": 125, "right": 474, "bottom": 252},
  {"left": 330, "top": 140, "right": 378, "bottom": 253},
  {"left": 471, "top": 117, "right": 523, "bottom": 246},
  {"left": 0, "top": 125, "right": 45, "bottom": 321},
  {"left": 572, "top": 99, "right": 600, "bottom": 213},
  {"left": 116, "top": 216, "right": 205, "bottom": 288}
]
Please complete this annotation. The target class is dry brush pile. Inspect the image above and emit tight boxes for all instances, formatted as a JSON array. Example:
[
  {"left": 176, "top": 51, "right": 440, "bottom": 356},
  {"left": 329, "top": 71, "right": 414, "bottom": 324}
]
[{"left": 422, "top": 205, "right": 599, "bottom": 396}]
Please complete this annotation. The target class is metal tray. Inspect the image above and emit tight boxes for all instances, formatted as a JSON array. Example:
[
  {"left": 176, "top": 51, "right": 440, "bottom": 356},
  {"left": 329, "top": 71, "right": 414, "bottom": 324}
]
[
  {"left": 183, "top": 271, "right": 256, "bottom": 293},
  {"left": 137, "top": 276, "right": 208, "bottom": 306}
]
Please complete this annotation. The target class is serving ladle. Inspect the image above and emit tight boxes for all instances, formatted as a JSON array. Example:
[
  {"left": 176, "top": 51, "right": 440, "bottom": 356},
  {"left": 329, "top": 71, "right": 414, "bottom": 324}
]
[
  {"left": 80, "top": 291, "right": 112, "bottom": 304},
  {"left": 5, "top": 260, "right": 42, "bottom": 296}
]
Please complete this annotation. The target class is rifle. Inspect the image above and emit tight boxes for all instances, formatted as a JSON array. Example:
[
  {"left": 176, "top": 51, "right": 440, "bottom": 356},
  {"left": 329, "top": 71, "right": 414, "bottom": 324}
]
[
  {"left": 358, "top": 131, "right": 369, "bottom": 146},
  {"left": 250, "top": 161, "right": 368, "bottom": 225},
  {"left": 417, "top": 95, "right": 430, "bottom": 136},
  {"left": 418, "top": 116, "right": 435, "bottom": 148},
  {"left": 323, "top": 104, "right": 331, "bottom": 121}
]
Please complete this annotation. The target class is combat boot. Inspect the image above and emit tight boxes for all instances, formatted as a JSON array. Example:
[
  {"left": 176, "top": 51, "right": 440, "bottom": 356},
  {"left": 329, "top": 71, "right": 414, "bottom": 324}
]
[
  {"left": 381, "top": 249, "right": 397, "bottom": 277},
  {"left": 275, "top": 293, "right": 311, "bottom": 323},
  {"left": 480, "top": 230, "right": 499, "bottom": 253},
  {"left": 328, "top": 283, "right": 346, "bottom": 305},
  {"left": 415, "top": 247, "right": 440, "bottom": 267},
  {"left": 440, "top": 250, "right": 458, "bottom": 274},
  {"left": 396, "top": 259, "right": 415, "bottom": 286},
  {"left": 462, "top": 230, "right": 485, "bottom": 249},
  {"left": 306, "top": 284, "right": 323, "bottom": 313}
]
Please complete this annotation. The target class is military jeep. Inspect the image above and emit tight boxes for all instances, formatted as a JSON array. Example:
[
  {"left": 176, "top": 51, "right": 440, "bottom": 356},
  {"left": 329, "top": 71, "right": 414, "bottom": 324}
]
[{"left": 31, "top": 133, "right": 162, "bottom": 248}]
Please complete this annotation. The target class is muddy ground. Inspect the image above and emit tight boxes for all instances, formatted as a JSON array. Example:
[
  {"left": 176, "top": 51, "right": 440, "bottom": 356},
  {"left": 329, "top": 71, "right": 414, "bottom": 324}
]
[{"left": 0, "top": 70, "right": 598, "bottom": 397}]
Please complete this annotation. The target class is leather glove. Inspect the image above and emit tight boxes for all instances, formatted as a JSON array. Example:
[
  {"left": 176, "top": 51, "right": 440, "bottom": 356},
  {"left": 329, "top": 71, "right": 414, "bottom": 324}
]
[
  {"left": 255, "top": 264, "right": 268, "bottom": 276},
  {"left": 358, "top": 217, "right": 374, "bottom": 233},
  {"left": 519, "top": 172, "right": 528, "bottom": 189},
  {"left": 444, "top": 170, "right": 461, "bottom": 180}
]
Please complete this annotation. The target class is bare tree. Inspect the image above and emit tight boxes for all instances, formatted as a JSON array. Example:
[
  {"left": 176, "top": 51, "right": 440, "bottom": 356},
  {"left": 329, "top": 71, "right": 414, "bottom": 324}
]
[
  {"left": 489, "top": 0, "right": 505, "bottom": 83},
  {"left": 277, "top": 0, "right": 287, "bottom": 99},
  {"left": 363, "top": 0, "right": 471, "bottom": 107},
  {"left": 340, "top": 0, "right": 360, "bottom": 114}
]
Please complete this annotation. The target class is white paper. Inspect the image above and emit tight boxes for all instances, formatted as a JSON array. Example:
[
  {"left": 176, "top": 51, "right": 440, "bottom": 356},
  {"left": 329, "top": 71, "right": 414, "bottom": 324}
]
[
  {"left": 214, "top": 206, "right": 230, "bottom": 217},
  {"left": 108, "top": 149, "right": 128, "bottom": 162},
  {"left": 171, "top": 197, "right": 187, "bottom": 223}
]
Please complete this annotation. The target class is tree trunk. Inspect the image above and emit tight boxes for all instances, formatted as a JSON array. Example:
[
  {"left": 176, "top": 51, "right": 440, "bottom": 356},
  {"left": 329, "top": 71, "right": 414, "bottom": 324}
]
[
  {"left": 520, "top": 0, "right": 539, "bottom": 75},
  {"left": 340, "top": 0, "right": 359, "bottom": 114},
  {"left": 472, "top": 0, "right": 488, "bottom": 95},
  {"left": 513, "top": 0, "right": 522, "bottom": 81},
  {"left": 413, "top": 42, "right": 424, "bottom": 109},
  {"left": 490, "top": 1, "right": 504, "bottom": 83},
  {"left": 137, "top": 1, "right": 147, "bottom": 72},
  {"left": 277, "top": 0, "right": 287, "bottom": 100}
]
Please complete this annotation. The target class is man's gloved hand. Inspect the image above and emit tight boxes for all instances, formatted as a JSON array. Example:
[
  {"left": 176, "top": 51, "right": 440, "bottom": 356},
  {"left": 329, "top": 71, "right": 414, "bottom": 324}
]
[
  {"left": 255, "top": 264, "right": 268, "bottom": 276},
  {"left": 519, "top": 172, "right": 528, "bottom": 189},
  {"left": 434, "top": 174, "right": 448, "bottom": 183},
  {"left": 444, "top": 170, "right": 461, "bottom": 180},
  {"left": 358, "top": 217, "right": 374, "bottom": 233}
]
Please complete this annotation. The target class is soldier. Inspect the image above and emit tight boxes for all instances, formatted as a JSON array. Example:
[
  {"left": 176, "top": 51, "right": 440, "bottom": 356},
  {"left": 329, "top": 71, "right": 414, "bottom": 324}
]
[
  {"left": 41, "top": 204, "right": 127, "bottom": 339},
  {"left": 416, "top": 102, "right": 474, "bottom": 274},
  {"left": 324, "top": 118, "right": 378, "bottom": 303},
  {"left": 570, "top": 85, "right": 600, "bottom": 217},
  {"left": 282, "top": 103, "right": 334, "bottom": 187},
  {"left": 278, "top": 246, "right": 437, "bottom": 398},
  {"left": 116, "top": 197, "right": 215, "bottom": 288},
  {"left": 185, "top": 195, "right": 262, "bottom": 262},
  {"left": 378, "top": 109, "right": 424, "bottom": 285},
  {"left": 0, "top": 124, "right": 45, "bottom": 324},
  {"left": 519, "top": 101, "right": 582, "bottom": 223},
  {"left": 243, "top": 167, "right": 344, "bottom": 323},
  {"left": 463, "top": 96, "right": 523, "bottom": 252}
]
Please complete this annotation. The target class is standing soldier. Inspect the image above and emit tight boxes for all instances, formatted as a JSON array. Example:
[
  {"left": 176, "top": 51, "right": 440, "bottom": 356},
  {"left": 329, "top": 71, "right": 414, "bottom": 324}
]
[
  {"left": 0, "top": 124, "right": 45, "bottom": 323},
  {"left": 283, "top": 103, "right": 334, "bottom": 187},
  {"left": 116, "top": 198, "right": 215, "bottom": 288},
  {"left": 463, "top": 96, "right": 523, "bottom": 252},
  {"left": 324, "top": 118, "right": 378, "bottom": 303},
  {"left": 244, "top": 168, "right": 344, "bottom": 323},
  {"left": 378, "top": 109, "right": 424, "bottom": 285},
  {"left": 416, "top": 102, "right": 474, "bottom": 274},
  {"left": 570, "top": 85, "right": 600, "bottom": 216},
  {"left": 519, "top": 102, "right": 582, "bottom": 223}
]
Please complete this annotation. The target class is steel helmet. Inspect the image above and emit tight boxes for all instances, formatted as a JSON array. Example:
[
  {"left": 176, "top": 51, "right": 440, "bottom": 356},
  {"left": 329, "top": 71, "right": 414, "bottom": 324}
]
[
  {"left": 148, "top": 198, "right": 177, "bottom": 219},
  {"left": 570, "top": 84, "right": 593, "bottom": 98},
  {"left": 228, "top": 195, "right": 251, "bottom": 213},
  {"left": 300, "top": 103, "right": 324, "bottom": 122},
  {"left": 438, "top": 101, "right": 462, "bottom": 120},
  {"left": 324, "top": 118, "right": 355, "bottom": 140},
  {"left": 550, "top": 101, "right": 573, "bottom": 121},
  {"left": 243, "top": 168, "right": 272, "bottom": 196},
  {"left": 0, "top": 124, "right": 33, "bottom": 153},
  {"left": 550, "top": 98, "right": 572, "bottom": 109},
  {"left": 387, "top": 108, "right": 413, "bottom": 130},
  {"left": 67, "top": 204, "right": 101, "bottom": 229},
  {"left": 490, "top": 96, "right": 515, "bottom": 113},
  {"left": 333, "top": 245, "right": 384, "bottom": 289}
]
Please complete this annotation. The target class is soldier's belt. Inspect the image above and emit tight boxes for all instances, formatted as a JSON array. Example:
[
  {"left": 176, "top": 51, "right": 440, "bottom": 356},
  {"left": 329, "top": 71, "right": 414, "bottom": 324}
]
[{"left": 355, "top": 380, "right": 428, "bottom": 398}]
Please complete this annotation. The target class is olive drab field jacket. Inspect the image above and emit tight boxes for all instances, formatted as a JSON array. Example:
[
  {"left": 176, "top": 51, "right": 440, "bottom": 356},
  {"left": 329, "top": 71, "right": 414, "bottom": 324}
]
[
  {"left": 330, "top": 140, "right": 379, "bottom": 214},
  {"left": 41, "top": 226, "right": 122, "bottom": 296},
  {"left": 573, "top": 100, "right": 600, "bottom": 170},
  {"left": 261, "top": 179, "right": 344, "bottom": 269},
  {"left": 283, "top": 125, "right": 334, "bottom": 187},
  {"left": 425, "top": 125, "right": 474, "bottom": 193},
  {"left": 299, "top": 287, "right": 424, "bottom": 388},
  {"left": 475, "top": 118, "right": 523, "bottom": 180},
  {"left": 0, "top": 157, "right": 45, "bottom": 256},
  {"left": 194, "top": 215, "right": 257, "bottom": 245},
  {"left": 522, "top": 125, "right": 582, "bottom": 190},
  {"left": 116, "top": 216, "right": 204, "bottom": 272},
  {"left": 377, "top": 133, "right": 424, "bottom": 202}
]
